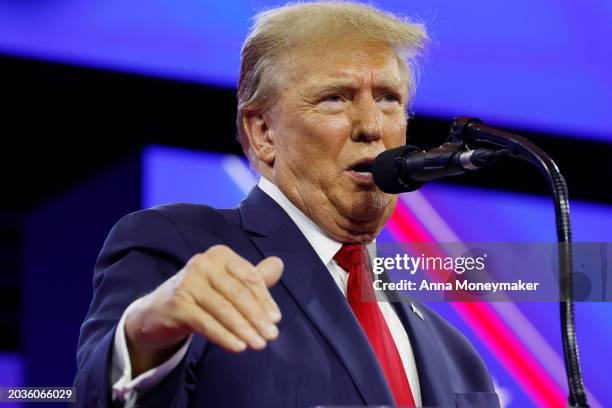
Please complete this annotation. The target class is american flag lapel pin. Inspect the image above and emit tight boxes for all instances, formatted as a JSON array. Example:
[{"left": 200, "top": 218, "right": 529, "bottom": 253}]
[{"left": 411, "top": 302, "right": 425, "bottom": 321}]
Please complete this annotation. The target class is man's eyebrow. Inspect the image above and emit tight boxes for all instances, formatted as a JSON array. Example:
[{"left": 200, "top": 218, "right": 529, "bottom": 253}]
[
  {"left": 374, "top": 80, "right": 406, "bottom": 93},
  {"left": 306, "top": 80, "right": 357, "bottom": 93},
  {"left": 305, "top": 78, "right": 406, "bottom": 94}
]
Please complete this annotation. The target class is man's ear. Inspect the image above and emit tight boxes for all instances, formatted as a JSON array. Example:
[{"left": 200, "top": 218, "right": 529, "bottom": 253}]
[{"left": 241, "top": 110, "right": 275, "bottom": 166}]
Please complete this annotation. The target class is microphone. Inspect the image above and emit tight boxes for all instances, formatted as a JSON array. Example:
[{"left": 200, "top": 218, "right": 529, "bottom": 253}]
[{"left": 372, "top": 144, "right": 507, "bottom": 193}]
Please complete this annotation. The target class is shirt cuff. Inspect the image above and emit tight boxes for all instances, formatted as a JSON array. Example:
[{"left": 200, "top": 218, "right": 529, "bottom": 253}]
[{"left": 111, "top": 297, "right": 193, "bottom": 405}]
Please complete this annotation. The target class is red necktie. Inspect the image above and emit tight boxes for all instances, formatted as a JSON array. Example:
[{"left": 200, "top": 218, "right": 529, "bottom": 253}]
[{"left": 334, "top": 244, "right": 416, "bottom": 407}]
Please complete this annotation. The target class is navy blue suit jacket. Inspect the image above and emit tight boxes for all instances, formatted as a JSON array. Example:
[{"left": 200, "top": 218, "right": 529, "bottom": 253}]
[{"left": 75, "top": 186, "right": 500, "bottom": 407}]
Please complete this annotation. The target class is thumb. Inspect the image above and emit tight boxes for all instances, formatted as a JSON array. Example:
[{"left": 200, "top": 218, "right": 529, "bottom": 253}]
[{"left": 256, "top": 256, "right": 284, "bottom": 288}]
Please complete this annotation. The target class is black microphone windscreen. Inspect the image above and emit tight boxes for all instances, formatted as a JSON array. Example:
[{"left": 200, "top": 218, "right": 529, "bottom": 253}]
[{"left": 372, "top": 145, "right": 422, "bottom": 194}]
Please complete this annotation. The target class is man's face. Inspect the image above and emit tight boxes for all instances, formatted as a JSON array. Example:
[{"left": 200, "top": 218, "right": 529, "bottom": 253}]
[{"left": 264, "top": 40, "right": 408, "bottom": 243}]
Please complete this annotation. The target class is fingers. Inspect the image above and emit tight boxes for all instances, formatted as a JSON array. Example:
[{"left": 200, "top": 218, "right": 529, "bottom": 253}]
[
  {"left": 187, "top": 283, "right": 269, "bottom": 350},
  {"left": 181, "top": 303, "right": 247, "bottom": 353},
  {"left": 256, "top": 256, "right": 284, "bottom": 288},
  {"left": 183, "top": 247, "right": 284, "bottom": 353},
  {"left": 125, "top": 247, "right": 285, "bottom": 368},
  {"left": 226, "top": 257, "right": 282, "bottom": 322},
  {"left": 206, "top": 266, "right": 279, "bottom": 343}
]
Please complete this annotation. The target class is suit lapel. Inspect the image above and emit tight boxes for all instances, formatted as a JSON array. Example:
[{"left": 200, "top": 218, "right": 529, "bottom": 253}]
[
  {"left": 239, "top": 187, "right": 395, "bottom": 405},
  {"left": 390, "top": 298, "right": 456, "bottom": 407}
]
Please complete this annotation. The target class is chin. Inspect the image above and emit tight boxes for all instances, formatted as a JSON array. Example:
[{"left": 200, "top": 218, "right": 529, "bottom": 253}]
[
  {"left": 332, "top": 228, "right": 378, "bottom": 244},
  {"left": 348, "top": 190, "right": 394, "bottom": 221}
]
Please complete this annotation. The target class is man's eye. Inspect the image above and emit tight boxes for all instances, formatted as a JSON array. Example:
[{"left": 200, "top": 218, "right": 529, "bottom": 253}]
[
  {"left": 323, "top": 95, "right": 343, "bottom": 102},
  {"left": 381, "top": 94, "right": 400, "bottom": 103}
]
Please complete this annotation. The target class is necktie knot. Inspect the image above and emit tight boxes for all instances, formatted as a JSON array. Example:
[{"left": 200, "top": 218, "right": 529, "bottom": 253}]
[{"left": 334, "top": 244, "right": 368, "bottom": 273}]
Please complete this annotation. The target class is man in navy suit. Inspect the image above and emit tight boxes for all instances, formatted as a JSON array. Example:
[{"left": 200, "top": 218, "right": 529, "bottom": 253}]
[{"left": 75, "top": 2, "right": 500, "bottom": 407}]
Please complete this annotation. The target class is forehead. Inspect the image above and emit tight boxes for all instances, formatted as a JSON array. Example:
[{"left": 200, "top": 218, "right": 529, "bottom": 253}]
[{"left": 280, "top": 40, "right": 407, "bottom": 90}]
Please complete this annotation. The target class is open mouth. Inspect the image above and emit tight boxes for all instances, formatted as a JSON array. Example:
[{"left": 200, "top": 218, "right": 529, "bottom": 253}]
[
  {"left": 351, "top": 163, "right": 373, "bottom": 173},
  {"left": 349, "top": 158, "right": 374, "bottom": 174},
  {"left": 347, "top": 159, "right": 376, "bottom": 185}
]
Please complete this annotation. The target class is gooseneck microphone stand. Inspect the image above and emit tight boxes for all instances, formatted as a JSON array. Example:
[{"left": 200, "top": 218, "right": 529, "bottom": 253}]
[{"left": 449, "top": 117, "right": 589, "bottom": 408}]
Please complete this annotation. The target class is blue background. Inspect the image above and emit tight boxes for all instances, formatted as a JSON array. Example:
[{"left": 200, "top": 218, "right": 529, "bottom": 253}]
[{"left": 0, "top": 0, "right": 610, "bottom": 139}]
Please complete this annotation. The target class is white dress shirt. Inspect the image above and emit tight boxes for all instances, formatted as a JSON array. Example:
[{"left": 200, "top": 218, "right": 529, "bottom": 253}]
[{"left": 111, "top": 177, "right": 422, "bottom": 406}]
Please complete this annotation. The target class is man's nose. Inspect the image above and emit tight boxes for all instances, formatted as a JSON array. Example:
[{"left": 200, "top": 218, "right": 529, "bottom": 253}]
[{"left": 350, "top": 97, "right": 383, "bottom": 143}]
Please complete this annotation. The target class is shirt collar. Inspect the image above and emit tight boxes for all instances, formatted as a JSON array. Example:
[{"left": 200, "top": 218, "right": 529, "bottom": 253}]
[{"left": 257, "top": 177, "right": 376, "bottom": 266}]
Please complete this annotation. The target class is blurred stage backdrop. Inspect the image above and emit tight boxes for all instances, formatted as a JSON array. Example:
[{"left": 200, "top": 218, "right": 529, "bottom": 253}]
[{"left": 1, "top": 1, "right": 611, "bottom": 407}]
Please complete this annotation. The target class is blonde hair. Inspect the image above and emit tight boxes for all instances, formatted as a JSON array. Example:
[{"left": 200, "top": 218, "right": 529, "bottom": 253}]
[{"left": 236, "top": 1, "right": 428, "bottom": 158}]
